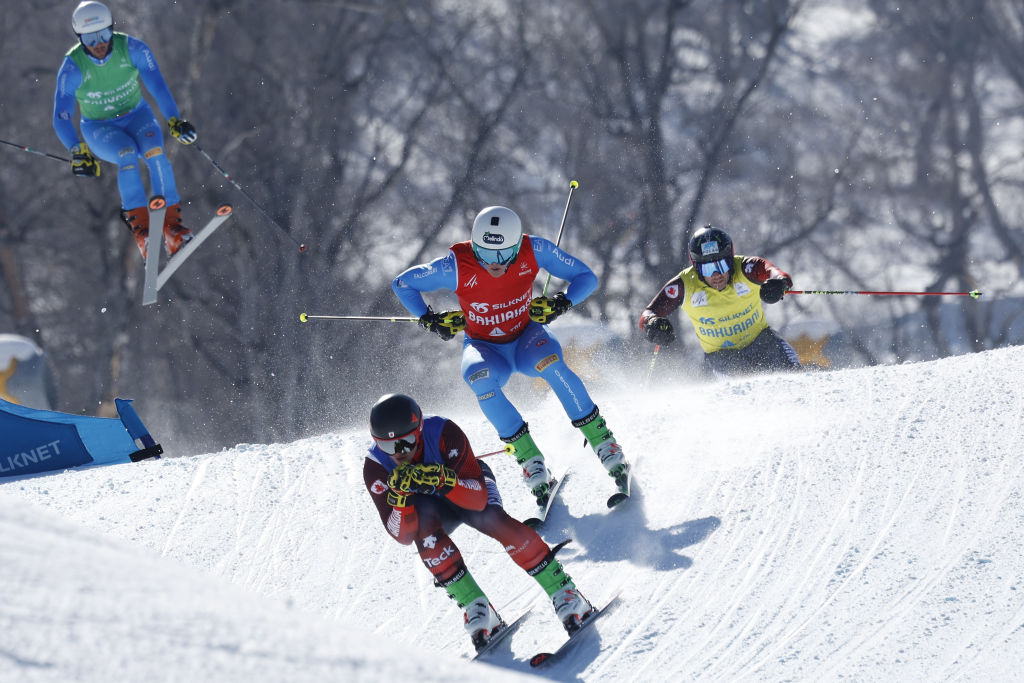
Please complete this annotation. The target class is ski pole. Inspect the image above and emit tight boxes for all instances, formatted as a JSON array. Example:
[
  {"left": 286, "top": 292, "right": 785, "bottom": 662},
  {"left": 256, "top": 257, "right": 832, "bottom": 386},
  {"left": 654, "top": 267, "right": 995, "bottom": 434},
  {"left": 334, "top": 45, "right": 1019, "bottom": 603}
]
[
  {"left": 541, "top": 180, "right": 579, "bottom": 296},
  {"left": 0, "top": 138, "right": 70, "bottom": 163},
  {"left": 478, "top": 445, "right": 515, "bottom": 459},
  {"left": 299, "top": 313, "right": 418, "bottom": 322},
  {"left": 787, "top": 288, "right": 982, "bottom": 299},
  {"left": 192, "top": 142, "right": 307, "bottom": 253},
  {"left": 644, "top": 344, "right": 661, "bottom": 386}
]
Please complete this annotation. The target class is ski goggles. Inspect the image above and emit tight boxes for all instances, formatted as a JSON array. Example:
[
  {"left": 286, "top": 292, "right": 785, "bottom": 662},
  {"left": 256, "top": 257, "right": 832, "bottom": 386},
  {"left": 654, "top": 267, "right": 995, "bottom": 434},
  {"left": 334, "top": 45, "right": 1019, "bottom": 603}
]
[
  {"left": 373, "top": 429, "right": 420, "bottom": 456},
  {"left": 698, "top": 258, "right": 732, "bottom": 278},
  {"left": 80, "top": 27, "right": 113, "bottom": 47},
  {"left": 472, "top": 243, "right": 520, "bottom": 266}
]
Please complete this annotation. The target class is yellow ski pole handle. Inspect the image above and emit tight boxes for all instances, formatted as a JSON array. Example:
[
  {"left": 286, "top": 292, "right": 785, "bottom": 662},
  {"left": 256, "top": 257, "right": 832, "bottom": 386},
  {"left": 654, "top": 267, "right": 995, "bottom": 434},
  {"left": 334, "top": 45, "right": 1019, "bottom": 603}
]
[{"left": 478, "top": 444, "right": 516, "bottom": 459}]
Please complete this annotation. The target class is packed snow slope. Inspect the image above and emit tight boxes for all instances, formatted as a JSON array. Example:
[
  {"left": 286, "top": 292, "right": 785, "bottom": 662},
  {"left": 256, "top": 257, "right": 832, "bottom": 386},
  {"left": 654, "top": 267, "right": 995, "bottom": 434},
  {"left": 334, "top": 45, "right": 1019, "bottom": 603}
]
[{"left": 4, "top": 347, "right": 1024, "bottom": 681}]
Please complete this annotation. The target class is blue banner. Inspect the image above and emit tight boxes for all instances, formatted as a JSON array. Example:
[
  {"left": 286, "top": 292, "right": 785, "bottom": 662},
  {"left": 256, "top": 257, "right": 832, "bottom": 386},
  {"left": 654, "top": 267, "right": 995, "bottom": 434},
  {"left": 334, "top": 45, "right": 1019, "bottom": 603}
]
[{"left": 0, "top": 413, "right": 92, "bottom": 476}]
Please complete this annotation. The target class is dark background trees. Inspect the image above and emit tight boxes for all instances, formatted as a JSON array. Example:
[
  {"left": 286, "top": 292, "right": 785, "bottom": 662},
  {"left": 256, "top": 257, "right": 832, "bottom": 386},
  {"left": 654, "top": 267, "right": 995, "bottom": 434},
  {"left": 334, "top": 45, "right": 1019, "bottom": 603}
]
[{"left": 2, "top": 0, "right": 1021, "bottom": 454}]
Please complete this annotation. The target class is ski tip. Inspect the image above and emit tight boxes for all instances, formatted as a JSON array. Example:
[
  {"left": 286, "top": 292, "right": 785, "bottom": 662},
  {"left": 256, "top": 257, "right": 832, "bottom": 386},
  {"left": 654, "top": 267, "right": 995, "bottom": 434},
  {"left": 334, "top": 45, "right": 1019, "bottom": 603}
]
[
  {"left": 607, "top": 492, "right": 629, "bottom": 508},
  {"left": 529, "top": 652, "right": 554, "bottom": 668}
]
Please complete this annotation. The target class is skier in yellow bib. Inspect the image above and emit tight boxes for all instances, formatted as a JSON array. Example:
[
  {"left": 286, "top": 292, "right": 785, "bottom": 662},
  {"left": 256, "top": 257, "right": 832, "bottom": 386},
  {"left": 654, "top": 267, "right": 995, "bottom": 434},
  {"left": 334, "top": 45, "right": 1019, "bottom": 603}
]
[{"left": 639, "top": 225, "right": 801, "bottom": 377}]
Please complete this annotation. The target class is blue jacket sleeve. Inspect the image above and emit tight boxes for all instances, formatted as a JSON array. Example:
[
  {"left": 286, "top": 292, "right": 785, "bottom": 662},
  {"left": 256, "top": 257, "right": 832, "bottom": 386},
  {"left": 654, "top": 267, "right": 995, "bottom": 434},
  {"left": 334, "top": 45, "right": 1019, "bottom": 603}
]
[
  {"left": 128, "top": 36, "right": 181, "bottom": 121},
  {"left": 52, "top": 57, "right": 83, "bottom": 150},
  {"left": 531, "top": 237, "right": 598, "bottom": 305},
  {"left": 392, "top": 252, "right": 459, "bottom": 317}
]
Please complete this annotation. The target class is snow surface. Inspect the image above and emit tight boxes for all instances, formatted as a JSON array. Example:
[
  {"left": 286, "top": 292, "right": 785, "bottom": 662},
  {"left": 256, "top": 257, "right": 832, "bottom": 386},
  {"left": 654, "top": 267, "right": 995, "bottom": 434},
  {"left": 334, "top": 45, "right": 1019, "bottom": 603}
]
[{"left": 3, "top": 347, "right": 1024, "bottom": 681}]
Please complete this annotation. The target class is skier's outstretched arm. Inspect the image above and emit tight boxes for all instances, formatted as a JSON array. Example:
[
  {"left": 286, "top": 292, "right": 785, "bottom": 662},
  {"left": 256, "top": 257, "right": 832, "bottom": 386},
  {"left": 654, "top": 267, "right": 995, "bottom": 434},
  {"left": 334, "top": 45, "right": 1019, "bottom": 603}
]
[
  {"left": 127, "top": 36, "right": 181, "bottom": 121},
  {"left": 392, "top": 252, "right": 458, "bottom": 317},
  {"left": 531, "top": 237, "right": 598, "bottom": 305},
  {"left": 52, "top": 58, "right": 83, "bottom": 150},
  {"left": 639, "top": 274, "right": 685, "bottom": 329},
  {"left": 740, "top": 256, "right": 793, "bottom": 286}
]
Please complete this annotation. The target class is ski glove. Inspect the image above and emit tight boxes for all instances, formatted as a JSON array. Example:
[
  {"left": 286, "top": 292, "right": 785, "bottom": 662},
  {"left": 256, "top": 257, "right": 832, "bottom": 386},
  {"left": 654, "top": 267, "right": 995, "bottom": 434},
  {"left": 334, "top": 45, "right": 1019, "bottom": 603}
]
[
  {"left": 70, "top": 143, "right": 101, "bottom": 178},
  {"left": 168, "top": 117, "right": 198, "bottom": 144},
  {"left": 759, "top": 278, "right": 790, "bottom": 304},
  {"left": 418, "top": 307, "right": 466, "bottom": 341},
  {"left": 529, "top": 292, "right": 572, "bottom": 324},
  {"left": 406, "top": 463, "right": 457, "bottom": 496},
  {"left": 644, "top": 316, "right": 675, "bottom": 345},
  {"left": 386, "top": 490, "right": 410, "bottom": 508},
  {"left": 386, "top": 465, "right": 415, "bottom": 507}
]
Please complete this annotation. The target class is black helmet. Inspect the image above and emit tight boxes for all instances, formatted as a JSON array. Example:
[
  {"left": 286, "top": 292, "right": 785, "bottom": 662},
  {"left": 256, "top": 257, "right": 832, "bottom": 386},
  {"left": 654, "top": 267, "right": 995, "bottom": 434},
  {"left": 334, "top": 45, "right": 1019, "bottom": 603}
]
[
  {"left": 688, "top": 225, "right": 734, "bottom": 279},
  {"left": 370, "top": 393, "right": 423, "bottom": 456}
]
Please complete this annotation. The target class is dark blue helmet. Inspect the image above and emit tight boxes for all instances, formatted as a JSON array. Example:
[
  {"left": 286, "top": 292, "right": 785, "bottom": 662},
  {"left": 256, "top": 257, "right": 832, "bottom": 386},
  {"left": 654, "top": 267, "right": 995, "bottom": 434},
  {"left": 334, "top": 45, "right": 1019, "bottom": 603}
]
[{"left": 688, "top": 225, "right": 734, "bottom": 281}]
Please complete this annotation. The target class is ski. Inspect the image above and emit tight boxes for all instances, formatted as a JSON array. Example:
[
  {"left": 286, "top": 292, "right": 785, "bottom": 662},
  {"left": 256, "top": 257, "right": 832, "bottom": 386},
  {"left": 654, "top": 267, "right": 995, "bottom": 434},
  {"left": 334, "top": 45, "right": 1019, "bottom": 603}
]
[
  {"left": 528, "top": 590, "right": 622, "bottom": 668},
  {"left": 141, "top": 195, "right": 166, "bottom": 306},
  {"left": 524, "top": 468, "right": 569, "bottom": 528},
  {"left": 606, "top": 454, "right": 636, "bottom": 508},
  {"left": 470, "top": 606, "right": 533, "bottom": 660},
  {"left": 142, "top": 203, "right": 233, "bottom": 306}
]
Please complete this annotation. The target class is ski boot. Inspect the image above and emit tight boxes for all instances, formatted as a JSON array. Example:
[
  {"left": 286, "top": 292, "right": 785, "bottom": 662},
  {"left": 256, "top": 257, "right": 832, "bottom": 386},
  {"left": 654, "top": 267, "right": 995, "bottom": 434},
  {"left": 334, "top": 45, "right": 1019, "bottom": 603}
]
[
  {"left": 162, "top": 202, "right": 193, "bottom": 256},
  {"left": 439, "top": 566, "right": 504, "bottom": 651},
  {"left": 528, "top": 543, "right": 594, "bottom": 634},
  {"left": 463, "top": 597, "right": 505, "bottom": 651},
  {"left": 574, "top": 406, "right": 629, "bottom": 484},
  {"left": 501, "top": 423, "right": 551, "bottom": 506},
  {"left": 121, "top": 206, "right": 150, "bottom": 259}
]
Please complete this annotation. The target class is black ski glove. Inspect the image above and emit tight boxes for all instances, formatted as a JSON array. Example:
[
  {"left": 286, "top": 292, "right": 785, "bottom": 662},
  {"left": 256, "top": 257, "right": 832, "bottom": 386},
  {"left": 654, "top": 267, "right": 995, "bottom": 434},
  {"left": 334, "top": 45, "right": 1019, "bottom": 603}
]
[
  {"left": 168, "top": 117, "right": 198, "bottom": 144},
  {"left": 406, "top": 463, "right": 457, "bottom": 496},
  {"left": 759, "top": 278, "right": 790, "bottom": 304},
  {"left": 644, "top": 317, "right": 675, "bottom": 345},
  {"left": 418, "top": 307, "right": 466, "bottom": 340},
  {"left": 529, "top": 292, "right": 572, "bottom": 324},
  {"left": 386, "top": 465, "right": 414, "bottom": 507},
  {"left": 70, "top": 143, "right": 101, "bottom": 178}
]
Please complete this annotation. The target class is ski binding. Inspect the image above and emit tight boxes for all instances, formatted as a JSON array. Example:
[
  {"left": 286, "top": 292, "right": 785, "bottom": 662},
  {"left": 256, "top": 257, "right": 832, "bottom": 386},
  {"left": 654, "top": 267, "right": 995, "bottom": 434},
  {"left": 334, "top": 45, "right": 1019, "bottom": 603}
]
[{"left": 524, "top": 468, "right": 568, "bottom": 528}]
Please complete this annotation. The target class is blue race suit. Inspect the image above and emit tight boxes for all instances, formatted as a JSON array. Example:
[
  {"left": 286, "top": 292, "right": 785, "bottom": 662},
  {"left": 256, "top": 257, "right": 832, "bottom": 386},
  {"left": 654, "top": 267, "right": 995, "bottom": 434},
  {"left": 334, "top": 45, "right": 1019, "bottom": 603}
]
[
  {"left": 393, "top": 235, "right": 600, "bottom": 438},
  {"left": 53, "top": 34, "right": 182, "bottom": 210}
]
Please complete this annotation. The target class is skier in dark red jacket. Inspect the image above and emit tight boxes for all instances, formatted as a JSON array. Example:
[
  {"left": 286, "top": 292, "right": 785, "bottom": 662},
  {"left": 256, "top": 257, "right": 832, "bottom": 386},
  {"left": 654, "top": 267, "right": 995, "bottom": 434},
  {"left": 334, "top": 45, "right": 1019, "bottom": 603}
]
[{"left": 362, "top": 393, "right": 594, "bottom": 650}]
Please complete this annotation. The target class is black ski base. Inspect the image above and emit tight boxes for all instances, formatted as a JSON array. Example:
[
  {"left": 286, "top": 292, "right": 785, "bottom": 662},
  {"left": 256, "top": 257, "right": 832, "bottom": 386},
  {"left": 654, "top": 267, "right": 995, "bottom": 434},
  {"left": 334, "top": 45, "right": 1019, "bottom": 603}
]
[{"left": 606, "top": 464, "right": 632, "bottom": 508}]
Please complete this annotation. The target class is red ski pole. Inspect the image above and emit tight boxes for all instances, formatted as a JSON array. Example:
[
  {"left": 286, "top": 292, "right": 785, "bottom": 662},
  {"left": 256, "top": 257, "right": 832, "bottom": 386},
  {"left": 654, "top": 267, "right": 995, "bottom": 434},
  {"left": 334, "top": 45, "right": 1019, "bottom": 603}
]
[
  {"left": 478, "top": 445, "right": 514, "bottom": 458},
  {"left": 787, "top": 288, "right": 982, "bottom": 299}
]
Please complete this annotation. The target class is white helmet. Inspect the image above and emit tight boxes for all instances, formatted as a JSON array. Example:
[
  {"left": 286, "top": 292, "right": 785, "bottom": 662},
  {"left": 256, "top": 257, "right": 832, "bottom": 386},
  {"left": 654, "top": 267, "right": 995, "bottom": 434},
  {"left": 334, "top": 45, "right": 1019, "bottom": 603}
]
[
  {"left": 471, "top": 206, "right": 523, "bottom": 265},
  {"left": 72, "top": 1, "right": 113, "bottom": 34}
]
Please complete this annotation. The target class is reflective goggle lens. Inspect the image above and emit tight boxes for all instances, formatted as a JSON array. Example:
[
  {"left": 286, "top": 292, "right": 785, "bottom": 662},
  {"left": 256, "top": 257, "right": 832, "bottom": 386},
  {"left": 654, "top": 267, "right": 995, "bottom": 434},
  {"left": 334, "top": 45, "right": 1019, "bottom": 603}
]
[
  {"left": 81, "top": 27, "right": 113, "bottom": 47},
  {"left": 373, "top": 430, "right": 419, "bottom": 455},
  {"left": 473, "top": 243, "right": 519, "bottom": 266},
  {"left": 698, "top": 258, "right": 731, "bottom": 278}
]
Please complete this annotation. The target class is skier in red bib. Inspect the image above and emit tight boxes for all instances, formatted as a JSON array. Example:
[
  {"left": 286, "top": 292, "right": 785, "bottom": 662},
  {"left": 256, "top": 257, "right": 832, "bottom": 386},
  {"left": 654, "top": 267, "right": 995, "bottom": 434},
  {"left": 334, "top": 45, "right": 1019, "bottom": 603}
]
[
  {"left": 363, "top": 393, "right": 594, "bottom": 649},
  {"left": 52, "top": 1, "right": 198, "bottom": 260},
  {"left": 639, "top": 225, "right": 801, "bottom": 377},
  {"left": 392, "top": 206, "right": 631, "bottom": 508}
]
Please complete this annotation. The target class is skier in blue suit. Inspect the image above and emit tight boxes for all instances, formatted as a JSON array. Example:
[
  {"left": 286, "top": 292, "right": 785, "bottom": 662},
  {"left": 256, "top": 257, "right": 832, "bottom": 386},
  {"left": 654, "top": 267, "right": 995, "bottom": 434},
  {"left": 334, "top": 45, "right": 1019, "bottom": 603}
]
[
  {"left": 53, "top": 1, "right": 198, "bottom": 260},
  {"left": 392, "top": 205, "right": 631, "bottom": 507}
]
